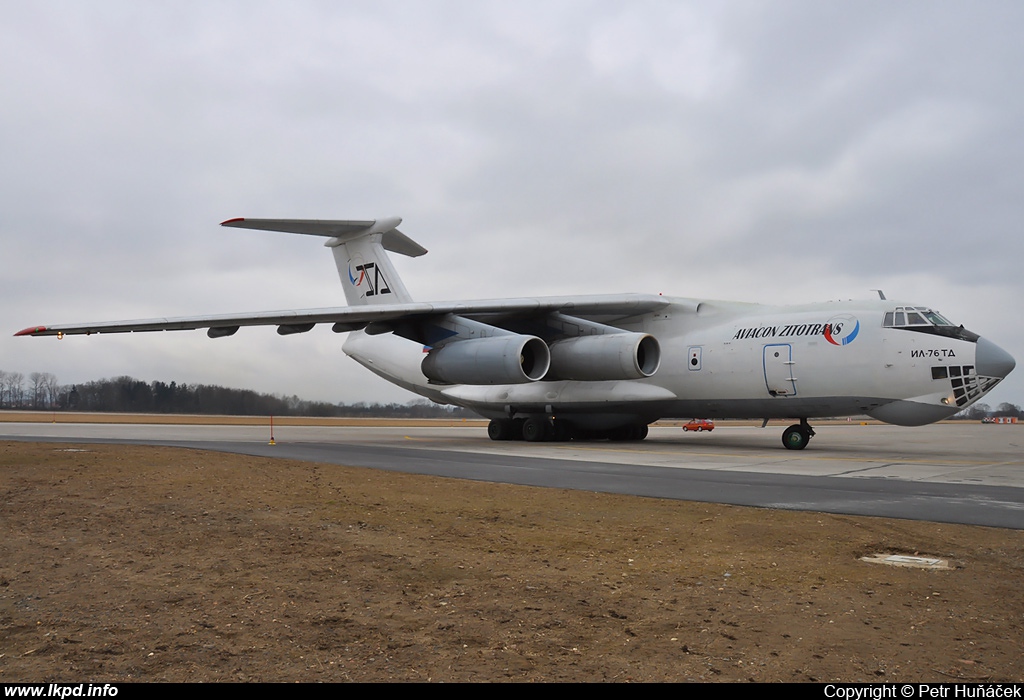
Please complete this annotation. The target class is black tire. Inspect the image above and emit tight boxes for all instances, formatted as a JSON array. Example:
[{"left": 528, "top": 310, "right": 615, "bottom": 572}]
[
  {"left": 522, "top": 417, "right": 550, "bottom": 442},
  {"left": 487, "top": 419, "right": 514, "bottom": 441},
  {"left": 782, "top": 424, "right": 810, "bottom": 450}
]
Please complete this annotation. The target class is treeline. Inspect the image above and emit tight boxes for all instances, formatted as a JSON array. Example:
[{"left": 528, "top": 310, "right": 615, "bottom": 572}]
[
  {"left": 0, "top": 371, "right": 477, "bottom": 418},
  {"left": 0, "top": 371, "right": 59, "bottom": 409},
  {"left": 954, "top": 402, "right": 1024, "bottom": 420}
]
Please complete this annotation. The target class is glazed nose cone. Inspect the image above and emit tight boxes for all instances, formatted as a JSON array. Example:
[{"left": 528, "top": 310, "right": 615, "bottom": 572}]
[{"left": 976, "top": 337, "right": 1015, "bottom": 379}]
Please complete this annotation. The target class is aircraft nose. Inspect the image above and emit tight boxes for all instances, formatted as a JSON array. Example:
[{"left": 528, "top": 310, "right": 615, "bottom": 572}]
[{"left": 976, "top": 337, "right": 1016, "bottom": 379}]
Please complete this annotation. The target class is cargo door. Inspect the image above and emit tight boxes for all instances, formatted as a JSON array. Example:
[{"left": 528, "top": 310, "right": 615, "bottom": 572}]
[{"left": 763, "top": 344, "right": 797, "bottom": 397}]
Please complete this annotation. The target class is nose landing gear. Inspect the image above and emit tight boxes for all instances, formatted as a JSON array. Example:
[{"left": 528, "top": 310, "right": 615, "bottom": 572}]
[{"left": 782, "top": 419, "right": 815, "bottom": 450}]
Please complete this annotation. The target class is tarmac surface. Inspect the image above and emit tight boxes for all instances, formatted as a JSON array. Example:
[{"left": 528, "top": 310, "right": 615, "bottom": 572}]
[{"left": 3, "top": 419, "right": 1022, "bottom": 529}]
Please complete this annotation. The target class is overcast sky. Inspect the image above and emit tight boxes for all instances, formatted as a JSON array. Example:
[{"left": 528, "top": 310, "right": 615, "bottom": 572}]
[{"left": 2, "top": 1, "right": 1021, "bottom": 407}]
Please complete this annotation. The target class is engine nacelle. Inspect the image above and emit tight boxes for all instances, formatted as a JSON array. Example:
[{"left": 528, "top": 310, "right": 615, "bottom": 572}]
[
  {"left": 421, "top": 335, "right": 551, "bottom": 385},
  {"left": 547, "top": 333, "right": 661, "bottom": 381},
  {"left": 207, "top": 326, "right": 239, "bottom": 338}
]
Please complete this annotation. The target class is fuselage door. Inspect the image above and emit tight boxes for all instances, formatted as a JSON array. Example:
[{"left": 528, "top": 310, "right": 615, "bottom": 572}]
[{"left": 763, "top": 344, "right": 797, "bottom": 397}]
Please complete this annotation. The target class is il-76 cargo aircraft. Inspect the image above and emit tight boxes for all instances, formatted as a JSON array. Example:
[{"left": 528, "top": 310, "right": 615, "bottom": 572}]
[{"left": 16, "top": 217, "right": 1016, "bottom": 449}]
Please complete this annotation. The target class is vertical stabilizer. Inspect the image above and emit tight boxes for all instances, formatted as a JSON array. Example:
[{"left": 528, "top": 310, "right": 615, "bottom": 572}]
[
  {"left": 327, "top": 218, "right": 414, "bottom": 306},
  {"left": 220, "top": 216, "right": 427, "bottom": 306}
]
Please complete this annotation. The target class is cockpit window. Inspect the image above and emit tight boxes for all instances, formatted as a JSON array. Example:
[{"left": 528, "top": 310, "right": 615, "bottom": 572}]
[
  {"left": 882, "top": 306, "right": 978, "bottom": 342},
  {"left": 883, "top": 306, "right": 951, "bottom": 328},
  {"left": 923, "top": 310, "right": 952, "bottom": 326}
]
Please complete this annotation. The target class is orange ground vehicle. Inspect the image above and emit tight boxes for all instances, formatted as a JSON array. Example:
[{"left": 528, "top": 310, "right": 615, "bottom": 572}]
[{"left": 683, "top": 419, "right": 715, "bottom": 432}]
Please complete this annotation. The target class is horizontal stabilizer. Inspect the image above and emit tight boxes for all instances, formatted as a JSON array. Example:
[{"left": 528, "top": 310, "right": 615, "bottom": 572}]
[{"left": 221, "top": 217, "right": 428, "bottom": 258}]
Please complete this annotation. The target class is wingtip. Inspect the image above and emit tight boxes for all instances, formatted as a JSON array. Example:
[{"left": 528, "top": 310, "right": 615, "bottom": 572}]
[
  {"left": 220, "top": 217, "right": 245, "bottom": 226},
  {"left": 15, "top": 326, "right": 46, "bottom": 337}
]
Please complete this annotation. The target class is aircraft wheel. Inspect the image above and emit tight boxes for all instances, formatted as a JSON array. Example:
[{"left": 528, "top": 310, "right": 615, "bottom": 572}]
[
  {"left": 782, "top": 424, "right": 810, "bottom": 450},
  {"left": 487, "top": 419, "right": 514, "bottom": 441},
  {"left": 522, "top": 417, "right": 550, "bottom": 442}
]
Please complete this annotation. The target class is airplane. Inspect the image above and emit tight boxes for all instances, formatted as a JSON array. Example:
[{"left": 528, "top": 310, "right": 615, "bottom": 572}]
[{"left": 16, "top": 217, "right": 1016, "bottom": 449}]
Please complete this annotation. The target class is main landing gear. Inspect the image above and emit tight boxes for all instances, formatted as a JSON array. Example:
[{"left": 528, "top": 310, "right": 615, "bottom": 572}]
[
  {"left": 487, "top": 418, "right": 649, "bottom": 443},
  {"left": 781, "top": 419, "right": 815, "bottom": 450}
]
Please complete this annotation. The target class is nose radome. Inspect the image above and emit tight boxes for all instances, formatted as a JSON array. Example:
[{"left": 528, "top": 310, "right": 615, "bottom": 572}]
[{"left": 976, "top": 337, "right": 1016, "bottom": 379}]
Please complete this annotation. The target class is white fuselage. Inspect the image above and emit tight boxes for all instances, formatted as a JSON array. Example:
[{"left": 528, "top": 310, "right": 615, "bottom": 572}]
[{"left": 343, "top": 296, "right": 1004, "bottom": 429}]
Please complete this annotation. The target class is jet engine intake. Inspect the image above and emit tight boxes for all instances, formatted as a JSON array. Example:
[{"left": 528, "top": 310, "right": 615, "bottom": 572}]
[
  {"left": 421, "top": 335, "right": 551, "bottom": 385},
  {"left": 547, "top": 333, "right": 660, "bottom": 380}
]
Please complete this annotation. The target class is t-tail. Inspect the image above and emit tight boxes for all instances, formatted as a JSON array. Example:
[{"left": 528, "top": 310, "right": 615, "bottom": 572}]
[{"left": 221, "top": 217, "right": 426, "bottom": 306}]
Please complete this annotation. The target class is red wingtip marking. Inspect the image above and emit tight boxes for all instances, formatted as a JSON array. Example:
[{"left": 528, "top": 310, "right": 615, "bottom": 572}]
[
  {"left": 15, "top": 326, "right": 46, "bottom": 337},
  {"left": 220, "top": 217, "right": 245, "bottom": 225}
]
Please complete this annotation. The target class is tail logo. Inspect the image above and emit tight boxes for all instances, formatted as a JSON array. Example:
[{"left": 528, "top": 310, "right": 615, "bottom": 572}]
[{"left": 348, "top": 258, "right": 391, "bottom": 297}]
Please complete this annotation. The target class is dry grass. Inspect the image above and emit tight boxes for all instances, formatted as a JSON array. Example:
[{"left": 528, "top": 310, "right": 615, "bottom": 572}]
[{"left": 1, "top": 441, "right": 1022, "bottom": 682}]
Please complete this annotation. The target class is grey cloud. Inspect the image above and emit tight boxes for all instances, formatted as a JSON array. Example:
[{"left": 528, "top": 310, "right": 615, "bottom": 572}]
[{"left": 2, "top": 1, "right": 1020, "bottom": 405}]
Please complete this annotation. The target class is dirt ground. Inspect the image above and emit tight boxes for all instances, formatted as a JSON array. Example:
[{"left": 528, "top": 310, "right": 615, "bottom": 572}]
[{"left": 1, "top": 440, "right": 1022, "bottom": 682}]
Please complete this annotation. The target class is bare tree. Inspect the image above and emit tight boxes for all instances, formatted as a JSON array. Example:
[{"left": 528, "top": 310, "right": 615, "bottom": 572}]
[
  {"left": 956, "top": 402, "right": 990, "bottom": 420},
  {"left": 994, "top": 402, "right": 1023, "bottom": 419},
  {"left": 4, "top": 372, "right": 24, "bottom": 408},
  {"left": 29, "top": 372, "right": 44, "bottom": 409},
  {"left": 42, "top": 373, "right": 60, "bottom": 408}
]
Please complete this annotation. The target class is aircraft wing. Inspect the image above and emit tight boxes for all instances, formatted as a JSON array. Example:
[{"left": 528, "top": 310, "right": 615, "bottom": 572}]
[{"left": 15, "top": 294, "right": 671, "bottom": 339}]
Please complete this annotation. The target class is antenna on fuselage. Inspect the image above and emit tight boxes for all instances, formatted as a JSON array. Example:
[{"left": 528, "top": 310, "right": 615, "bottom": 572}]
[{"left": 871, "top": 289, "right": 887, "bottom": 300}]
